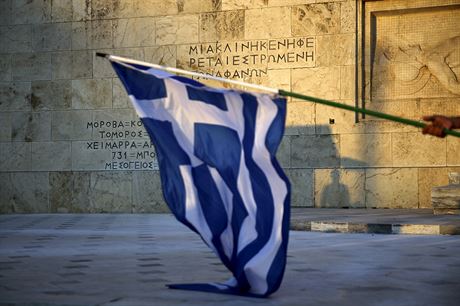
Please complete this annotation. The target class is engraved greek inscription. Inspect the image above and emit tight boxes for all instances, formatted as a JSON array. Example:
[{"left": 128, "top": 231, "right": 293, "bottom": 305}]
[
  {"left": 181, "top": 37, "right": 316, "bottom": 80},
  {"left": 83, "top": 120, "right": 158, "bottom": 171}
]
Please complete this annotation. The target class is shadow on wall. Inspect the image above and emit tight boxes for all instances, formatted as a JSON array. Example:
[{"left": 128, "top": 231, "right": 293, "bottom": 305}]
[
  {"left": 286, "top": 124, "right": 368, "bottom": 209},
  {"left": 319, "top": 168, "right": 361, "bottom": 208}
]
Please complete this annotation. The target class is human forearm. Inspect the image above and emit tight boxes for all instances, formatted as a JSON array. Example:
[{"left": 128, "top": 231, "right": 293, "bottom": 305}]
[
  {"left": 451, "top": 117, "right": 460, "bottom": 129},
  {"left": 422, "top": 115, "right": 460, "bottom": 137}
]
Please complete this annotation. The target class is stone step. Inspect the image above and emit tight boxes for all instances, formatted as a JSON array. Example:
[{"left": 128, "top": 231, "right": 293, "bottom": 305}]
[
  {"left": 290, "top": 208, "right": 460, "bottom": 235},
  {"left": 290, "top": 221, "right": 460, "bottom": 235},
  {"left": 449, "top": 172, "right": 460, "bottom": 185},
  {"left": 432, "top": 183, "right": 460, "bottom": 215}
]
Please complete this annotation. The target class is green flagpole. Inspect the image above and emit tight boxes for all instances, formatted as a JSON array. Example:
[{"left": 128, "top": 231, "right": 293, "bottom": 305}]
[
  {"left": 279, "top": 89, "right": 460, "bottom": 138},
  {"left": 98, "top": 53, "right": 460, "bottom": 138}
]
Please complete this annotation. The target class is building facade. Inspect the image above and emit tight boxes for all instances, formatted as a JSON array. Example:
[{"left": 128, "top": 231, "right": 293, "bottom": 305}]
[{"left": 0, "top": 0, "right": 459, "bottom": 213}]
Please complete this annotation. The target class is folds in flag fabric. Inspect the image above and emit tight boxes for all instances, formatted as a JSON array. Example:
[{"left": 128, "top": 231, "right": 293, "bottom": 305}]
[{"left": 110, "top": 59, "right": 291, "bottom": 297}]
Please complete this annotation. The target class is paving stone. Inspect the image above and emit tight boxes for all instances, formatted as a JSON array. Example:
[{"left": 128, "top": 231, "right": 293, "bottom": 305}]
[
  {"left": 51, "top": 110, "right": 92, "bottom": 141},
  {"left": 0, "top": 53, "right": 11, "bottom": 82},
  {"left": 392, "top": 133, "right": 446, "bottom": 167},
  {"left": 156, "top": 15, "right": 199, "bottom": 45},
  {"left": 113, "top": 17, "right": 156, "bottom": 48},
  {"left": 112, "top": 78, "right": 132, "bottom": 109},
  {"left": 292, "top": 66, "right": 341, "bottom": 100},
  {"left": 0, "top": 142, "right": 31, "bottom": 171},
  {"left": 291, "top": 134, "right": 340, "bottom": 168},
  {"left": 12, "top": 53, "right": 51, "bottom": 81},
  {"left": 292, "top": 3, "right": 340, "bottom": 36},
  {"left": 51, "top": 50, "right": 93, "bottom": 80},
  {"left": 0, "top": 112, "right": 11, "bottom": 141},
  {"left": 52, "top": 0, "right": 72, "bottom": 22},
  {"left": 418, "top": 167, "right": 450, "bottom": 209},
  {"left": 144, "top": 45, "right": 176, "bottom": 68},
  {"left": 447, "top": 137, "right": 460, "bottom": 166},
  {"left": 72, "top": 78, "right": 112, "bottom": 109},
  {"left": 72, "top": 50, "right": 94, "bottom": 79},
  {"left": 89, "top": 172, "right": 133, "bottom": 213},
  {"left": 255, "top": 68, "right": 291, "bottom": 91},
  {"left": 132, "top": 0, "right": 178, "bottom": 16},
  {"left": 132, "top": 171, "right": 168, "bottom": 213},
  {"left": 277, "top": 136, "right": 291, "bottom": 168},
  {"left": 222, "top": 0, "right": 267, "bottom": 10},
  {"left": 111, "top": 0, "right": 137, "bottom": 18},
  {"left": 0, "top": 82, "right": 31, "bottom": 111},
  {"left": 339, "top": 133, "right": 392, "bottom": 167},
  {"left": 32, "top": 23, "right": 72, "bottom": 51},
  {"left": 285, "top": 100, "right": 315, "bottom": 136},
  {"left": 200, "top": 10, "right": 244, "bottom": 42},
  {"left": 11, "top": 111, "right": 51, "bottom": 142},
  {"left": 0, "top": 0, "right": 12, "bottom": 25},
  {"left": 0, "top": 172, "right": 49, "bottom": 213},
  {"left": 31, "top": 80, "right": 72, "bottom": 110},
  {"left": 340, "top": 0, "right": 356, "bottom": 33},
  {"left": 286, "top": 168, "right": 313, "bottom": 207},
  {"left": 245, "top": 7, "right": 291, "bottom": 39},
  {"left": 317, "top": 33, "right": 354, "bottom": 66},
  {"left": 269, "top": 0, "right": 315, "bottom": 6},
  {"left": 12, "top": 0, "right": 51, "bottom": 24},
  {"left": 186, "top": 0, "right": 222, "bottom": 13},
  {"left": 72, "top": 20, "right": 113, "bottom": 50},
  {"left": 365, "top": 168, "right": 419, "bottom": 209},
  {"left": 91, "top": 0, "right": 114, "bottom": 19},
  {"left": 0, "top": 25, "right": 32, "bottom": 53},
  {"left": 31, "top": 141, "right": 72, "bottom": 171},
  {"left": 340, "top": 65, "right": 355, "bottom": 100},
  {"left": 72, "top": 0, "right": 91, "bottom": 21},
  {"left": 419, "top": 98, "right": 460, "bottom": 119},
  {"left": 51, "top": 51, "right": 72, "bottom": 80}
]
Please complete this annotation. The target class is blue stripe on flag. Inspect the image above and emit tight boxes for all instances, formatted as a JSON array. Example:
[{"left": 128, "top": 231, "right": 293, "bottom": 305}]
[
  {"left": 140, "top": 118, "right": 191, "bottom": 226},
  {"left": 113, "top": 62, "right": 167, "bottom": 100},
  {"left": 194, "top": 123, "right": 240, "bottom": 172},
  {"left": 187, "top": 86, "right": 228, "bottom": 111},
  {"left": 266, "top": 97, "right": 287, "bottom": 155},
  {"left": 194, "top": 123, "right": 250, "bottom": 270},
  {"left": 191, "top": 164, "right": 230, "bottom": 267},
  {"left": 171, "top": 75, "right": 205, "bottom": 87}
]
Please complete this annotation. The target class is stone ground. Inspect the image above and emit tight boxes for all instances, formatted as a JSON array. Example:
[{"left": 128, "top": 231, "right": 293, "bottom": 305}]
[{"left": 1, "top": 213, "right": 460, "bottom": 306}]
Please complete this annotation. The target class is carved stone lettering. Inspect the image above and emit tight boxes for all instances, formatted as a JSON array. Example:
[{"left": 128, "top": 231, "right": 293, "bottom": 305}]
[
  {"left": 83, "top": 119, "right": 158, "bottom": 171},
  {"left": 178, "top": 37, "right": 315, "bottom": 81}
]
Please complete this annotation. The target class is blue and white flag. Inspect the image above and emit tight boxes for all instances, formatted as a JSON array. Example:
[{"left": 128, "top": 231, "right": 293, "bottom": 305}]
[{"left": 110, "top": 58, "right": 291, "bottom": 297}]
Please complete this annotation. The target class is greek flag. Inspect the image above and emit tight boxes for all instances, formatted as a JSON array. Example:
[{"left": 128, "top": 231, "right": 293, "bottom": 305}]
[{"left": 110, "top": 58, "right": 291, "bottom": 297}]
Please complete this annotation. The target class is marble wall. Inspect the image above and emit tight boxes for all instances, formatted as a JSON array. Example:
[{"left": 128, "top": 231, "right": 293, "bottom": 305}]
[{"left": 0, "top": 0, "right": 459, "bottom": 213}]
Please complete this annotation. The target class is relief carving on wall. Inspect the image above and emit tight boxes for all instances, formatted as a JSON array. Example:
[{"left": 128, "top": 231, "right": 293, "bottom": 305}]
[{"left": 372, "top": 35, "right": 460, "bottom": 99}]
